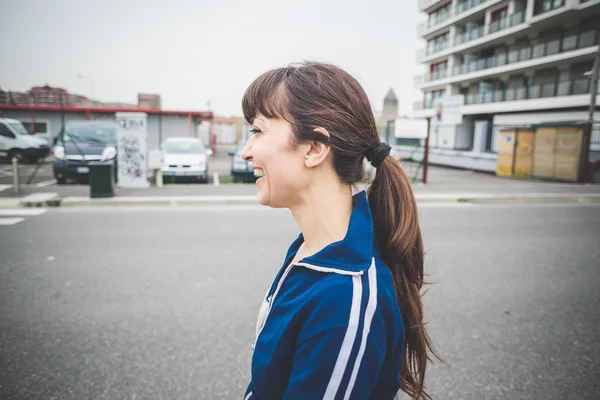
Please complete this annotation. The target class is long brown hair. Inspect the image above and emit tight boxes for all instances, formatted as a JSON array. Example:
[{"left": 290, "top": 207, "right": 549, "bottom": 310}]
[{"left": 242, "top": 61, "right": 438, "bottom": 399}]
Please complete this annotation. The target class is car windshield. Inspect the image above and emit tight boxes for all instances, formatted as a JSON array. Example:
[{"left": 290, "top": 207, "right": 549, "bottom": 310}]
[
  {"left": 8, "top": 122, "right": 30, "bottom": 136},
  {"left": 163, "top": 140, "right": 206, "bottom": 154},
  {"left": 63, "top": 124, "right": 116, "bottom": 143}
]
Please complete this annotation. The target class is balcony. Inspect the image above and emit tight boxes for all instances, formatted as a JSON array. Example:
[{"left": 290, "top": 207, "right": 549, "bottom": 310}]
[
  {"left": 417, "top": 10, "right": 527, "bottom": 61},
  {"left": 534, "top": 0, "right": 566, "bottom": 16},
  {"left": 420, "top": 0, "right": 449, "bottom": 12},
  {"left": 416, "top": 29, "right": 599, "bottom": 86},
  {"left": 465, "top": 78, "right": 599, "bottom": 105},
  {"left": 418, "top": 9, "right": 453, "bottom": 35},
  {"left": 414, "top": 77, "right": 599, "bottom": 111},
  {"left": 418, "top": 0, "right": 497, "bottom": 36},
  {"left": 454, "top": 10, "right": 526, "bottom": 46}
]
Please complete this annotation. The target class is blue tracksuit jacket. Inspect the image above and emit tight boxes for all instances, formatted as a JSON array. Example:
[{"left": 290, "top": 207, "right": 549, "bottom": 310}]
[{"left": 244, "top": 190, "right": 405, "bottom": 400}]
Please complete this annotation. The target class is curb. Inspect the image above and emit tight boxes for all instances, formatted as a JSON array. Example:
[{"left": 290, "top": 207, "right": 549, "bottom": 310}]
[
  {"left": 59, "top": 195, "right": 259, "bottom": 208},
  {"left": 4, "top": 193, "right": 599, "bottom": 208}
]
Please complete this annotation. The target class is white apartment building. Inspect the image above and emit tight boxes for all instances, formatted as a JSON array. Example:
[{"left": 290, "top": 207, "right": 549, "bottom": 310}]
[{"left": 412, "top": 0, "right": 600, "bottom": 171}]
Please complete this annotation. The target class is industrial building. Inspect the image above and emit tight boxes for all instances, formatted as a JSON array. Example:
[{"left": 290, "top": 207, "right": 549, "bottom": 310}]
[
  {"left": 412, "top": 0, "right": 600, "bottom": 172},
  {"left": 0, "top": 104, "right": 213, "bottom": 151}
]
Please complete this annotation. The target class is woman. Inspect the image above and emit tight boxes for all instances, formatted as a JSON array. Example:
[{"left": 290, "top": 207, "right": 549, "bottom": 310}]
[{"left": 241, "top": 62, "right": 437, "bottom": 400}]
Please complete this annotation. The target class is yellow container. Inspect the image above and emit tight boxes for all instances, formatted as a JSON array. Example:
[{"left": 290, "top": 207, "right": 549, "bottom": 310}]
[{"left": 496, "top": 129, "right": 516, "bottom": 177}]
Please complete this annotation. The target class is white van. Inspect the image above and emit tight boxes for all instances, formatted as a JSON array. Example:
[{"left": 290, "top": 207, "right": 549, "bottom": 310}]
[{"left": 0, "top": 117, "right": 51, "bottom": 163}]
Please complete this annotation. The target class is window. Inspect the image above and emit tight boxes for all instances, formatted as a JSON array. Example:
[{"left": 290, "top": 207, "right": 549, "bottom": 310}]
[
  {"left": 489, "top": 7, "right": 508, "bottom": 33},
  {"left": 21, "top": 121, "right": 50, "bottom": 135},
  {"left": 0, "top": 124, "right": 16, "bottom": 139},
  {"left": 428, "top": 32, "right": 450, "bottom": 54},
  {"left": 430, "top": 61, "right": 448, "bottom": 79},
  {"left": 534, "top": 0, "right": 565, "bottom": 15}
]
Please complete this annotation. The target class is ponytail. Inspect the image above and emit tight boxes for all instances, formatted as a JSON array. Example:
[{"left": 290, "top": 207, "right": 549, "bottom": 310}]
[{"left": 367, "top": 156, "right": 439, "bottom": 400}]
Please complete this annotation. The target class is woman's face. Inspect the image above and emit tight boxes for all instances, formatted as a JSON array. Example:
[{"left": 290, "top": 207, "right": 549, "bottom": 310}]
[{"left": 241, "top": 114, "right": 309, "bottom": 208}]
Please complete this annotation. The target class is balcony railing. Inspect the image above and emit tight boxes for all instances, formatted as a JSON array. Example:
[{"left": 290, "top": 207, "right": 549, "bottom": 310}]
[
  {"left": 534, "top": 0, "right": 565, "bottom": 16},
  {"left": 419, "top": 9, "right": 453, "bottom": 35},
  {"left": 414, "top": 77, "right": 599, "bottom": 110},
  {"left": 455, "top": 0, "right": 489, "bottom": 14},
  {"left": 464, "top": 78, "right": 600, "bottom": 105},
  {"left": 454, "top": 10, "right": 526, "bottom": 46},
  {"left": 420, "top": 0, "right": 447, "bottom": 11},
  {"left": 418, "top": 0, "right": 491, "bottom": 35},
  {"left": 416, "top": 29, "right": 598, "bottom": 85},
  {"left": 420, "top": 10, "right": 526, "bottom": 59},
  {"left": 427, "top": 39, "right": 452, "bottom": 55}
]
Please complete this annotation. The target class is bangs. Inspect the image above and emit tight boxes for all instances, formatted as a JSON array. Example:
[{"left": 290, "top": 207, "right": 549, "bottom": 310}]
[{"left": 242, "top": 68, "right": 290, "bottom": 124}]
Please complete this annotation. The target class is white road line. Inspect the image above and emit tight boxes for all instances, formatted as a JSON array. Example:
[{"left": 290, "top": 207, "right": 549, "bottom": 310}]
[
  {"left": 213, "top": 173, "right": 220, "bottom": 186},
  {"left": 0, "top": 184, "right": 11, "bottom": 192},
  {"left": 0, "top": 209, "right": 48, "bottom": 216},
  {"left": 35, "top": 179, "right": 57, "bottom": 187},
  {"left": 0, "top": 217, "right": 25, "bottom": 225}
]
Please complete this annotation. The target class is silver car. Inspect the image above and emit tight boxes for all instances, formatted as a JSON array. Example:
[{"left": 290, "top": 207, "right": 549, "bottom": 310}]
[{"left": 161, "top": 137, "right": 212, "bottom": 183}]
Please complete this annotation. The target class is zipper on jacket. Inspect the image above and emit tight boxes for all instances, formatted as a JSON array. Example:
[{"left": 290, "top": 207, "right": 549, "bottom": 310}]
[{"left": 253, "top": 262, "right": 295, "bottom": 349}]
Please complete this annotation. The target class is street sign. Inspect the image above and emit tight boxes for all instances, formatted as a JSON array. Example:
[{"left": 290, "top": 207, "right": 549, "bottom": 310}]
[
  {"left": 433, "top": 95, "right": 464, "bottom": 125},
  {"left": 394, "top": 118, "right": 428, "bottom": 139}
]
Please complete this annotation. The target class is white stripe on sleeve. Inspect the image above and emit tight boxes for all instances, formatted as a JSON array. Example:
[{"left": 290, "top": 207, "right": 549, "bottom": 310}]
[
  {"left": 343, "top": 259, "right": 378, "bottom": 400},
  {"left": 323, "top": 274, "right": 363, "bottom": 399}
]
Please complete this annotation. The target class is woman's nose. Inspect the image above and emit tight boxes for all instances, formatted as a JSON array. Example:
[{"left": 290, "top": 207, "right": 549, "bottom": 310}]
[{"left": 240, "top": 138, "right": 252, "bottom": 161}]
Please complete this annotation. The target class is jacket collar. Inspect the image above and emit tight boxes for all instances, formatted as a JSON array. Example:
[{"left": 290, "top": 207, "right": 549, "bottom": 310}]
[{"left": 289, "top": 190, "right": 374, "bottom": 275}]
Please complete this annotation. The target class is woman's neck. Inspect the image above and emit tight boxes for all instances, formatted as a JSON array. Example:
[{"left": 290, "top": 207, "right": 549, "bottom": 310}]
[{"left": 290, "top": 178, "right": 354, "bottom": 259}]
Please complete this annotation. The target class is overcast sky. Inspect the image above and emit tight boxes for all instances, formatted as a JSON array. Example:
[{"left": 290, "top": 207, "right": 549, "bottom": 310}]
[{"left": 1, "top": 0, "right": 425, "bottom": 117}]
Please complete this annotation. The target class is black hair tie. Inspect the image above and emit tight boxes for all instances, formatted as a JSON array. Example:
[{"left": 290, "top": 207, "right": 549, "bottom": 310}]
[{"left": 365, "top": 142, "right": 391, "bottom": 168}]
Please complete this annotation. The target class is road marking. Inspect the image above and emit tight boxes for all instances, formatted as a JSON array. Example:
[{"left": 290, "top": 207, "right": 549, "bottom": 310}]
[
  {"left": 0, "top": 209, "right": 48, "bottom": 216},
  {"left": 213, "top": 173, "right": 220, "bottom": 186},
  {"left": 35, "top": 179, "right": 57, "bottom": 187},
  {"left": 0, "top": 217, "right": 25, "bottom": 225},
  {"left": 0, "top": 184, "right": 11, "bottom": 192}
]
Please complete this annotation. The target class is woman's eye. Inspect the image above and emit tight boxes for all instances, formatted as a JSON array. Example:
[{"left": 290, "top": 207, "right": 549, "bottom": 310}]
[{"left": 250, "top": 128, "right": 262, "bottom": 135}]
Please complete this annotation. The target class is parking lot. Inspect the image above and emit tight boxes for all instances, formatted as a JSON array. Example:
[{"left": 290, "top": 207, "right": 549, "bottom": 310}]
[{"left": 0, "top": 144, "right": 238, "bottom": 188}]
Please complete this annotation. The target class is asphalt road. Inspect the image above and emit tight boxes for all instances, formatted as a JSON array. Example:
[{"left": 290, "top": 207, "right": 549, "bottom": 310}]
[{"left": 1, "top": 203, "right": 599, "bottom": 399}]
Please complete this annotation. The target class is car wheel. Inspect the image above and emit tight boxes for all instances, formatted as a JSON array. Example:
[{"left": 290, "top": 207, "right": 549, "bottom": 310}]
[{"left": 56, "top": 176, "right": 67, "bottom": 185}]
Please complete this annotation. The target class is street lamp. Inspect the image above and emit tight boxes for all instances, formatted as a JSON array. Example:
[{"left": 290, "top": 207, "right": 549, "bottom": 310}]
[{"left": 77, "top": 74, "right": 95, "bottom": 100}]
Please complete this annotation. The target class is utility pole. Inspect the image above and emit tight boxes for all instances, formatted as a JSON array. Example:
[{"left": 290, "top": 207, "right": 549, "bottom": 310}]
[
  {"left": 59, "top": 91, "right": 65, "bottom": 130},
  {"left": 588, "top": 47, "right": 600, "bottom": 123},
  {"left": 423, "top": 118, "right": 430, "bottom": 184}
]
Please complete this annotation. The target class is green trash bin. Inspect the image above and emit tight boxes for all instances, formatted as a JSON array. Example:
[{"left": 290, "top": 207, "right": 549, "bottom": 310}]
[{"left": 89, "top": 161, "right": 115, "bottom": 198}]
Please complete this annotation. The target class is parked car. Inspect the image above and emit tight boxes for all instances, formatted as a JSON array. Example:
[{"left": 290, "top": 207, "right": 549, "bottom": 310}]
[
  {"left": 161, "top": 137, "right": 212, "bottom": 183},
  {"left": 229, "top": 141, "right": 256, "bottom": 183},
  {"left": 52, "top": 121, "right": 118, "bottom": 184},
  {"left": 0, "top": 117, "right": 50, "bottom": 163}
]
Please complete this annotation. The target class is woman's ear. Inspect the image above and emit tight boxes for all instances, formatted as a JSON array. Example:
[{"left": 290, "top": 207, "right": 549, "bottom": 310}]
[{"left": 304, "top": 128, "right": 331, "bottom": 168}]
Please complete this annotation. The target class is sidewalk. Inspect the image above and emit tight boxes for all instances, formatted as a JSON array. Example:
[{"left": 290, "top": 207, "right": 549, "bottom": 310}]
[{"left": 1, "top": 166, "right": 599, "bottom": 208}]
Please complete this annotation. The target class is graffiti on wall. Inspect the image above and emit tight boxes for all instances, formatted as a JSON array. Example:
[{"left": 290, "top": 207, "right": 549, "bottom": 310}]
[
  {"left": 115, "top": 113, "right": 149, "bottom": 188},
  {"left": 118, "top": 135, "right": 145, "bottom": 178}
]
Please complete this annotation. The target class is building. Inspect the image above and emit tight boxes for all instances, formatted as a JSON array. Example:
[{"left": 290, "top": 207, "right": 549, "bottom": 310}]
[
  {"left": 138, "top": 93, "right": 162, "bottom": 110},
  {"left": 30, "top": 85, "right": 73, "bottom": 106},
  {"left": 412, "top": 0, "right": 600, "bottom": 171},
  {"left": 0, "top": 104, "right": 213, "bottom": 151}
]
